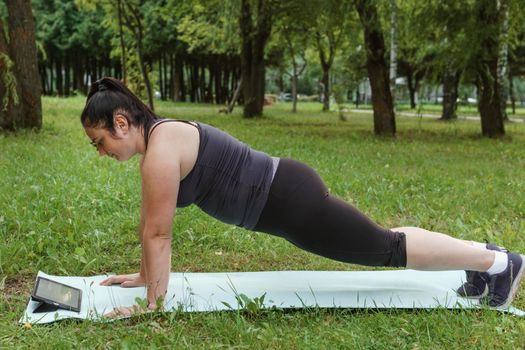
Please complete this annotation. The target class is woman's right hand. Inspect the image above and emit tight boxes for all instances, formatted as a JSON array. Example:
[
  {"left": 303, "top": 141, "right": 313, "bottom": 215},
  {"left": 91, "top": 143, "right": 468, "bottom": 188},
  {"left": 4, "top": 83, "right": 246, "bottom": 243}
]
[{"left": 99, "top": 273, "right": 146, "bottom": 288}]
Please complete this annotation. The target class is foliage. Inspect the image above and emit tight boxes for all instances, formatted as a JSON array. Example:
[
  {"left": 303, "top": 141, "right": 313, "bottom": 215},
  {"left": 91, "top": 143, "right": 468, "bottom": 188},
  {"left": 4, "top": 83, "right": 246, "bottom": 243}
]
[
  {"left": 34, "top": 0, "right": 112, "bottom": 57},
  {"left": 176, "top": 0, "right": 238, "bottom": 55},
  {"left": 0, "top": 52, "right": 18, "bottom": 110}
]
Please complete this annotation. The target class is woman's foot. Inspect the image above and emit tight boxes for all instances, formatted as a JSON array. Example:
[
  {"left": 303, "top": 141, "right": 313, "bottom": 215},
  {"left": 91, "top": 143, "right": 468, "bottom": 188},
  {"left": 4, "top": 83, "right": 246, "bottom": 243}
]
[
  {"left": 482, "top": 252, "right": 525, "bottom": 308},
  {"left": 456, "top": 243, "right": 506, "bottom": 298}
]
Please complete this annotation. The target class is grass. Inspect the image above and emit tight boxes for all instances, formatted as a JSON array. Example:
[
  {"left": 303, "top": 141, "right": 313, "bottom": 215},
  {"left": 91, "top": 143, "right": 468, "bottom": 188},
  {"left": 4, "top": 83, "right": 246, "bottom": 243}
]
[{"left": 1, "top": 97, "right": 525, "bottom": 348}]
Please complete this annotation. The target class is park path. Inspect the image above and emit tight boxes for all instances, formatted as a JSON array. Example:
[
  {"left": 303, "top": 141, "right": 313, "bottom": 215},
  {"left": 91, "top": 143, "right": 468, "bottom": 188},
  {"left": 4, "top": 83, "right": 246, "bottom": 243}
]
[{"left": 349, "top": 109, "right": 524, "bottom": 123}]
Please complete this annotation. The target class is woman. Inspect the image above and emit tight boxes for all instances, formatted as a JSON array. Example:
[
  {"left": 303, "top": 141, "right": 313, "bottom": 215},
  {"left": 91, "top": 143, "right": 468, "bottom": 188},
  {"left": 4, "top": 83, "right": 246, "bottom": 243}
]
[{"left": 81, "top": 77, "right": 523, "bottom": 317}]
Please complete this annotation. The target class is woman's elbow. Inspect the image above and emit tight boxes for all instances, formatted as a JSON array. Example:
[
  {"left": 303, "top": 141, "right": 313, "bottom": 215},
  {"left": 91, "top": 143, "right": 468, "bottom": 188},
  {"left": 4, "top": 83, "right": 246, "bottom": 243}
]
[{"left": 143, "top": 224, "right": 172, "bottom": 240}]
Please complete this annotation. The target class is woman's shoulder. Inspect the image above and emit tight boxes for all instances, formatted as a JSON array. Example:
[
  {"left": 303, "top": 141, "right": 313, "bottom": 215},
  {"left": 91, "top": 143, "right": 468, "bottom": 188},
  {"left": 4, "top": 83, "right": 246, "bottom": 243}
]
[{"left": 143, "top": 120, "right": 200, "bottom": 179}]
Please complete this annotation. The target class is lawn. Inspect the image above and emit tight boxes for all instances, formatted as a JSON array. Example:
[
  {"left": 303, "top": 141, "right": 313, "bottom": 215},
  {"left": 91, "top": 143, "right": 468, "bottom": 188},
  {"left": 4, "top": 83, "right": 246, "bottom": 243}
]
[{"left": 1, "top": 97, "right": 525, "bottom": 348}]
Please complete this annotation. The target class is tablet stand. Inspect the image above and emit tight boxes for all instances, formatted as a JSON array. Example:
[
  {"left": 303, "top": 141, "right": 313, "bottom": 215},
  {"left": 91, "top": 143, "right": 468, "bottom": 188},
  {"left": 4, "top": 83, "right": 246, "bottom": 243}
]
[{"left": 33, "top": 302, "right": 60, "bottom": 313}]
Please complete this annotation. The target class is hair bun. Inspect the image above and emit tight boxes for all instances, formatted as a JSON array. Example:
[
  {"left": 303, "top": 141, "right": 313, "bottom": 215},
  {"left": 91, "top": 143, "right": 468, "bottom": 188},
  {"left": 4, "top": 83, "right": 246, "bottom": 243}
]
[{"left": 98, "top": 83, "right": 108, "bottom": 92}]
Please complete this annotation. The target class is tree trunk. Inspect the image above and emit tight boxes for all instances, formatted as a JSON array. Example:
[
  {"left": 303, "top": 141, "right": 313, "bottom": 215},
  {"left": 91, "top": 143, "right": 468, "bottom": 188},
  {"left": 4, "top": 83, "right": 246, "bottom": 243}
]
[
  {"left": 174, "top": 54, "right": 183, "bottom": 101},
  {"left": 441, "top": 68, "right": 459, "bottom": 120},
  {"left": 56, "top": 57, "right": 63, "bottom": 96},
  {"left": 213, "top": 56, "right": 221, "bottom": 104},
  {"left": 477, "top": 62, "right": 505, "bottom": 137},
  {"left": 73, "top": 53, "right": 85, "bottom": 94},
  {"left": 223, "top": 65, "right": 230, "bottom": 104},
  {"left": 72, "top": 52, "right": 78, "bottom": 93},
  {"left": 38, "top": 63, "right": 46, "bottom": 95},
  {"left": 355, "top": 0, "right": 395, "bottom": 136},
  {"left": 406, "top": 73, "right": 417, "bottom": 109},
  {"left": 201, "top": 64, "right": 209, "bottom": 103},
  {"left": 136, "top": 41, "right": 154, "bottom": 109},
  {"left": 321, "top": 67, "right": 329, "bottom": 111},
  {"left": 163, "top": 51, "right": 169, "bottom": 100},
  {"left": 158, "top": 54, "right": 164, "bottom": 100},
  {"left": 498, "top": 0, "right": 509, "bottom": 121},
  {"left": 117, "top": 0, "right": 127, "bottom": 83},
  {"left": 475, "top": 1, "right": 505, "bottom": 137},
  {"left": 169, "top": 53, "right": 175, "bottom": 100},
  {"left": 239, "top": 0, "right": 272, "bottom": 118},
  {"left": 189, "top": 60, "right": 198, "bottom": 102},
  {"left": 291, "top": 75, "right": 298, "bottom": 113},
  {"left": 121, "top": 2, "right": 153, "bottom": 109},
  {"left": 49, "top": 54, "right": 54, "bottom": 94},
  {"left": 316, "top": 31, "right": 335, "bottom": 112},
  {"left": 0, "top": 0, "right": 42, "bottom": 130},
  {"left": 509, "top": 74, "right": 516, "bottom": 115},
  {"left": 178, "top": 56, "right": 186, "bottom": 102},
  {"left": 225, "top": 78, "right": 242, "bottom": 114},
  {"left": 355, "top": 85, "right": 360, "bottom": 108},
  {"left": 389, "top": 0, "right": 397, "bottom": 105},
  {"left": 64, "top": 53, "right": 71, "bottom": 96}
]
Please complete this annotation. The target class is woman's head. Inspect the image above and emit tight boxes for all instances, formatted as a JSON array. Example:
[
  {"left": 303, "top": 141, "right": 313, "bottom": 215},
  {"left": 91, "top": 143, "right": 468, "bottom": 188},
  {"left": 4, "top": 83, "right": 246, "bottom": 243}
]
[
  {"left": 80, "top": 77, "right": 156, "bottom": 132},
  {"left": 81, "top": 77, "right": 155, "bottom": 161}
]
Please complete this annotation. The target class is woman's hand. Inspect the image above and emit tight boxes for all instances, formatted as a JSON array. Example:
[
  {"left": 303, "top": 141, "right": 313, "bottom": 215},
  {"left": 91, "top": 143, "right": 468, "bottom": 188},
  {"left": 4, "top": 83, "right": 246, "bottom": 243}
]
[
  {"left": 99, "top": 273, "right": 146, "bottom": 288},
  {"left": 104, "top": 304, "right": 152, "bottom": 319}
]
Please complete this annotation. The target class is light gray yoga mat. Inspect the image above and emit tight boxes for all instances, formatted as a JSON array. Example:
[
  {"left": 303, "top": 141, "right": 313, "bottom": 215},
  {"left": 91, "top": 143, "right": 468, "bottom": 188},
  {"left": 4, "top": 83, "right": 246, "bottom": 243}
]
[{"left": 21, "top": 270, "right": 525, "bottom": 324}]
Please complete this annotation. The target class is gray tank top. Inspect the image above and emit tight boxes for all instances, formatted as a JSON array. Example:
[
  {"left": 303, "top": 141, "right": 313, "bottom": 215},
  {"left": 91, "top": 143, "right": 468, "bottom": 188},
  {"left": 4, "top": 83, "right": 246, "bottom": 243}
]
[{"left": 144, "top": 119, "right": 279, "bottom": 229}]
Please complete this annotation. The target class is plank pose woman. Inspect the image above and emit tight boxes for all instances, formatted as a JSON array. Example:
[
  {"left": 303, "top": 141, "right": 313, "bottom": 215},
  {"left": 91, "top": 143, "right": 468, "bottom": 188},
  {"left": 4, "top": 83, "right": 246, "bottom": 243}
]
[{"left": 81, "top": 78, "right": 524, "bottom": 316}]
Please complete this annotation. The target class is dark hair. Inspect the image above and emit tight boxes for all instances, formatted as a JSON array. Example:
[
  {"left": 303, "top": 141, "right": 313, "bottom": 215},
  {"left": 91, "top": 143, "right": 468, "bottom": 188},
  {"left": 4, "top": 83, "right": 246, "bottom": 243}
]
[{"left": 80, "top": 77, "right": 156, "bottom": 132}]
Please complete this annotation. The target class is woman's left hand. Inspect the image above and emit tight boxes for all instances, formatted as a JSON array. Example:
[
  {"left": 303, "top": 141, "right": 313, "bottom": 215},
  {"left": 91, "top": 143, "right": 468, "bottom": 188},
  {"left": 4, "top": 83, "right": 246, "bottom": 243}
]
[{"left": 104, "top": 304, "right": 152, "bottom": 319}]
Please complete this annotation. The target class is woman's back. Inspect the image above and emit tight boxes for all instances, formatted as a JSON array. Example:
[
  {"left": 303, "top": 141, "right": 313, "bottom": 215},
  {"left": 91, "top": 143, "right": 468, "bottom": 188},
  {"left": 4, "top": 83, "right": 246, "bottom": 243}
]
[{"left": 145, "top": 119, "right": 278, "bottom": 229}]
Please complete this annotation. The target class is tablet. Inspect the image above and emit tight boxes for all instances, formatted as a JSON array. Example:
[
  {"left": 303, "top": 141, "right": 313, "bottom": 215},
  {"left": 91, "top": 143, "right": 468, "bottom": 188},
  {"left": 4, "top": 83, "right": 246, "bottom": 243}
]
[{"left": 31, "top": 277, "right": 82, "bottom": 312}]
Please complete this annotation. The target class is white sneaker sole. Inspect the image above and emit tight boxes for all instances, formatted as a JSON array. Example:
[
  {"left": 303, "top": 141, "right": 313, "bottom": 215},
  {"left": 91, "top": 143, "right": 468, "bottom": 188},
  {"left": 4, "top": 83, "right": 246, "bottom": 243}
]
[{"left": 459, "top": 284, "right": 488, "bottom": 299}]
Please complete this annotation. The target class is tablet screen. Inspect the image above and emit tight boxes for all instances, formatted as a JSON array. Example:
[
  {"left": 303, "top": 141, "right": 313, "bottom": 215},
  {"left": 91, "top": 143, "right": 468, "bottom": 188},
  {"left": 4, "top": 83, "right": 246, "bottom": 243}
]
[{"left": 34, "top": 278, "right": 81, "bottom": 309}]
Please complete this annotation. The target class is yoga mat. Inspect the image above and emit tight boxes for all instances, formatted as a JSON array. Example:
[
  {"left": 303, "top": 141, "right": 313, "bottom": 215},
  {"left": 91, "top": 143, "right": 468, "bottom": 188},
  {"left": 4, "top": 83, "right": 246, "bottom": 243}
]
[{"left": 21, "top": 270, "right": 525, "bottom": 324}]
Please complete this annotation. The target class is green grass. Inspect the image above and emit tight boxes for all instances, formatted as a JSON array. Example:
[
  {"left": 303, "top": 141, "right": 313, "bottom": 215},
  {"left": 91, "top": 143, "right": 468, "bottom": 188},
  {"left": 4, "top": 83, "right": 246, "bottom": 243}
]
[{"left": 1, "top": 96, "right": 525, "bottom": 348}]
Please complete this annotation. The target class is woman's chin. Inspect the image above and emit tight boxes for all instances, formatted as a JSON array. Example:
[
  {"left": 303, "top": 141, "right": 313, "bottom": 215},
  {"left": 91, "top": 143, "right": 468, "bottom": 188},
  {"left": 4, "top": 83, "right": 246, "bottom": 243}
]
[{"left": 115, "top": 154, "right": 133, "bottom": 162}]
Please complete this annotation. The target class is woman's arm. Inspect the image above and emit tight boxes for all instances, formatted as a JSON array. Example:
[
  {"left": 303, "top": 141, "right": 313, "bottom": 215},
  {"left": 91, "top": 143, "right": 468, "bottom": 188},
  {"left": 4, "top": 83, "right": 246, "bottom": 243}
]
[
  {"left": 99, "top": 159, "right": 148, "bottom": 288},
  {"left": 140, "top": 131, "right": 181, "bottom": 309},
  {"left": 139, "top": 158, "right": 146, "bottom": 279}
]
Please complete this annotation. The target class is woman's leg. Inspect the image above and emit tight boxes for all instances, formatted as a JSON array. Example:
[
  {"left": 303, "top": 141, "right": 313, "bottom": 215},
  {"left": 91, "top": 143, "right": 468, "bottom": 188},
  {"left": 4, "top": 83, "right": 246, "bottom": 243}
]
[
  {"left": 255, "top": 158, "right": 524, "bottom": 307},
  {"left": 393, "top": 226, "right": 495, "bottom": 271},
  {"left": 255, "top": 158, "right": 499, "bottom": 272}
]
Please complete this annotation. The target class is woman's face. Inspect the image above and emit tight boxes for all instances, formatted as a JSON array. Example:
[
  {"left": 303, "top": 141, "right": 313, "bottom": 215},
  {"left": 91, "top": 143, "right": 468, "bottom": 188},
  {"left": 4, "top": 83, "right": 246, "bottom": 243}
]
[{"left": 83, "top": 115, "right": 137, "bottom": 162}]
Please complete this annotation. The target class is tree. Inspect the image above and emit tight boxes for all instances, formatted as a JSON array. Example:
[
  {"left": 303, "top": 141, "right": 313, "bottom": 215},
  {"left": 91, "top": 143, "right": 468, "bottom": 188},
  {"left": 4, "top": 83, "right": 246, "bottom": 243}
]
[
  {"left": 36, "top": 0, "right": 119, "bottom": 95},
  {"left": 354, "top": 0, "right": 396, "bottom": 136},
  {"left": 239, "top": 0, "right": 273, "bottom": 118},
  {"left": 0, "top": 0, "right": 42, "bottom": 131},
  {"left": 174, "top": 0, "right": 242, "bottom": 105},
  {"left": 429, "top": 1, "right": 469, "bottom": 120},
  {"left": 472, "top": 0, "right": 508, "bottom": 137},
  {"left": 119, "top": 0, "right": 154, "bottom": 110},
  {"left": 333, "top": 16, "right": 367, "bottom": 112},
  {"left": 388, "top": 0, "right": 397, "bottom": 104},
  {"left": 314, "top": 0, "right": 350, "bottom": 112},
  {"left": 273, "top": 0, "right": 312, "bottom": 113},
  {"left": 395, "top": 0, "right": 431, "bottom": 110}
]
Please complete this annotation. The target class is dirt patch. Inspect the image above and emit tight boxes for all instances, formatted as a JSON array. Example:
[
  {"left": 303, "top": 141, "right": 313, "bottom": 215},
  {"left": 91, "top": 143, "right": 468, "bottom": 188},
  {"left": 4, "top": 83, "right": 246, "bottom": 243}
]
[{"left": 2, "top": 275, "right": 33, "bottom": 299}]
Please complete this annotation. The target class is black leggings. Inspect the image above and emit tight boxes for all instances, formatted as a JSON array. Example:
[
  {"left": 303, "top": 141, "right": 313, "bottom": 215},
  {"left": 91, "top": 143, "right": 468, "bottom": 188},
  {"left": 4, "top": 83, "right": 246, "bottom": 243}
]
[{"left": 253, "top": 158, "right": 407, "bottom": 267}]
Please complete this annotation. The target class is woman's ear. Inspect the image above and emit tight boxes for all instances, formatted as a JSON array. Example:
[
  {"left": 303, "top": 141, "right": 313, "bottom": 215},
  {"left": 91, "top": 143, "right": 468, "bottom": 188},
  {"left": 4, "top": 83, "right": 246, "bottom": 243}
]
[{"left": 114, "top": 114, "right": 129, "bottom": 133}]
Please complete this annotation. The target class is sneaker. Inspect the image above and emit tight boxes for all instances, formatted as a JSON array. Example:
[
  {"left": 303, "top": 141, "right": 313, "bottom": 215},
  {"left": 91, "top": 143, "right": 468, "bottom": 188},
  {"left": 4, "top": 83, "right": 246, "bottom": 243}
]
[
  {"left": 483, "top": 252, "right": 525, "bottom": 308},
  {"left": 456, "top": 243, "right": 507, "bottom": 298}
]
